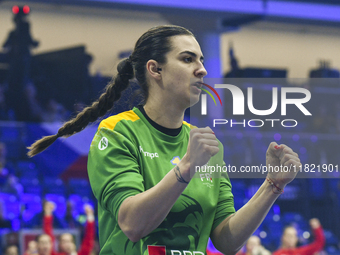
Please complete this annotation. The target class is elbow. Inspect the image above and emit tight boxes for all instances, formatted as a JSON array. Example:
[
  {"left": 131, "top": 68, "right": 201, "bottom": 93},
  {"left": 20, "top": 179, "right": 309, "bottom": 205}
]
[
  {"left": 126, "top": 233, "right": 142, "bottom": 243},
  {"left": 218, "top": 247, "right": 242, "bottom": 255},
  {"left": 117, "top": 197, "right": 149, "bottom": 242},
  {"left": 120, "top": 223, "right": 143, "bottom": 243}
]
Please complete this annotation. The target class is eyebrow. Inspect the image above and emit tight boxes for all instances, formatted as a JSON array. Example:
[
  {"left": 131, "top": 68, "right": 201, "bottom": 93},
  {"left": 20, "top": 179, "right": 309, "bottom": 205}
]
[{"left": 179, "top": 51, "right": 204, "bottom": 62}]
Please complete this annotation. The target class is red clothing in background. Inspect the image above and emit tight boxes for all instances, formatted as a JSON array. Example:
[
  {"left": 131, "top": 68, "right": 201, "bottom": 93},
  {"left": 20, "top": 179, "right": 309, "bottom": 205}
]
[
  {"left": 273, "top": 227, "right": 325, "bottom": 255},
  {"left": 43, "top": 216, "right": 65, "bottom": 255},
  {"left": 44, "top": 215, "right": 95, "bottom": 255}
]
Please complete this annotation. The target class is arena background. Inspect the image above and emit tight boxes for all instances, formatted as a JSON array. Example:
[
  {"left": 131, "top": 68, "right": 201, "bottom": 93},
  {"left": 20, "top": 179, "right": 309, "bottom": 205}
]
[{"left": 0, "top": 0, "right": 340, "bottom": 254}]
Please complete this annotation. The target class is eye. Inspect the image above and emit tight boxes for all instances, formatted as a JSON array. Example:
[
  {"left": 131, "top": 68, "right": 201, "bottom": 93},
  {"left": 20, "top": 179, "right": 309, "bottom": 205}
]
[{"left": 183, "top": 57, "right": 192, "bottom": 63}]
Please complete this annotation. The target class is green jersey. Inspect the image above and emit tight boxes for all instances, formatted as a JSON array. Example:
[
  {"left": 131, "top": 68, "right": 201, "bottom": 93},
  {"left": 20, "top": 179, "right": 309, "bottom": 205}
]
[{"left": 87, "top": 107, "right": 235, "bottom": 255}]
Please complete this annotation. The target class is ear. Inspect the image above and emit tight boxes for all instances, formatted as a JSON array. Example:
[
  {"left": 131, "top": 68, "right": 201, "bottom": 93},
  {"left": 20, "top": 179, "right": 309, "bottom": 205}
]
[{"left": 146, "top": 59, "right": 162, "bottom": 80}]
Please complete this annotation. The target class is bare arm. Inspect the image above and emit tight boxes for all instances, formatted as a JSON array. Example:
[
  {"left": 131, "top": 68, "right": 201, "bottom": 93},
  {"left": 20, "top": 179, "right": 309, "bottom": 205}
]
[
  {"left": 211, "top": 142, "right": 301, "bottom": 255},
  {"left": 211, "top": 180, "right": 279, "bottom": 255}
]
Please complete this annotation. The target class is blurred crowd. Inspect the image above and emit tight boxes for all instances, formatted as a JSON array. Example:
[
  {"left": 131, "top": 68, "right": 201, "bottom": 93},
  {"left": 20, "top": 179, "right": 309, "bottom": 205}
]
[
  {"left": 207, "top": 218, "right": 325, "bottom": 255},
  {"left": 2, "top": 201, "right": 98, "bottom": 255}
]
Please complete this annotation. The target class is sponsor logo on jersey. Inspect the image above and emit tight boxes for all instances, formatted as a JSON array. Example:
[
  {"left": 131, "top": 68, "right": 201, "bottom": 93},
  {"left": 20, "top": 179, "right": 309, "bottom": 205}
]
[
  {"left": 199, "top": 165, "right": 214, "bottom": 188},
  {"left": 170, "top": 251, "right": 204, "bottom": 255},
  {"left": 147, "top": 245, "right": 204, "bottom": 255},
  {"left": 98, "top": 137, "right": 108, "bottom": 150},
  {"left": 170, "top": 156, "right": 181, "bottom": 165},
  {"left": 139, "top": 146, "right": 159, "bottom": 159},
  {"left": 147, "top": 245, "right": 166, "bottom": 255}
]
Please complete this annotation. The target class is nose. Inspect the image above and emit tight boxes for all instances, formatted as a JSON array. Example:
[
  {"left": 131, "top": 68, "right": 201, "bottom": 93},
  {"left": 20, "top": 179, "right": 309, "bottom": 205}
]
[{"left": 195, "top": 62, "right": 207, "bottom": 78}]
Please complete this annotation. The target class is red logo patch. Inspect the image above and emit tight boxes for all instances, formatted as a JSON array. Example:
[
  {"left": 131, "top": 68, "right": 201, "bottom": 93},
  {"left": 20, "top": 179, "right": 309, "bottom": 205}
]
[{"left": 147, "top": 245, "right": 166, "bottom": 255}]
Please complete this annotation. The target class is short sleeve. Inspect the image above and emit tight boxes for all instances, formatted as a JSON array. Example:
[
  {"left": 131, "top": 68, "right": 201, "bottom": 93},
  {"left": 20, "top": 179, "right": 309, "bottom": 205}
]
[{"left": 87, "top": 127, "right": 145, "bottom": 222}]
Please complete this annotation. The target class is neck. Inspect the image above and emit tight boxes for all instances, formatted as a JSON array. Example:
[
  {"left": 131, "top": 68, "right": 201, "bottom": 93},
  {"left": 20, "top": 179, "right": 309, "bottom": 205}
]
[{"left": 143, "top": 100, "right": 185, "bottom": 129}]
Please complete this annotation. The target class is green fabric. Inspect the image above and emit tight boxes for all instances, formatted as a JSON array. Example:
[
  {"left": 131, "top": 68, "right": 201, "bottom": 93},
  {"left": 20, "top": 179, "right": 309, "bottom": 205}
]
[{"left": 87, "top": 107, "right": 235, "bottom": 255}]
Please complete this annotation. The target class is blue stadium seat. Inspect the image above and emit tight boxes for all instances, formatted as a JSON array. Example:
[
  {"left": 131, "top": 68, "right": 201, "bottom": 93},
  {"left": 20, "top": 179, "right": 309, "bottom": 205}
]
[
  {"left": 43, "top": 178, "right": 66, "bottom": 195},
  {"left": 21, "top": 193, "right": 42, "bottom": 221},
  {"left": 17, "top": 161, "right": 39, "bottom": 178},
  {"left": 68, "top": 178, "right": 93, "bottom": 197},
  {"left": 21, "top": 178, "right": 42, "bottom": 195},
  {"left": 0, "top": 193, "right": 17, "bottom": 203},
  {"left": 6, "top": 201, "right": 21, "bottom": 220}
]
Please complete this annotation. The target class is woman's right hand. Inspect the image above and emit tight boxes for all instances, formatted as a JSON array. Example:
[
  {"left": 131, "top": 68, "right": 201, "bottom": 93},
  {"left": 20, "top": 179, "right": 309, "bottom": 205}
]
[{"left": 182, "top": 126, "right": 219, "bottom": 174}]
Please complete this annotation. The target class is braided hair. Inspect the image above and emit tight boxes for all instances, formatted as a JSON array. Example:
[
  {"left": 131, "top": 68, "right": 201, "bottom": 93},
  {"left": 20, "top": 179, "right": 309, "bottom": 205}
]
[{"left": 27, "top": 25, "right": 193, "bottom": 157}]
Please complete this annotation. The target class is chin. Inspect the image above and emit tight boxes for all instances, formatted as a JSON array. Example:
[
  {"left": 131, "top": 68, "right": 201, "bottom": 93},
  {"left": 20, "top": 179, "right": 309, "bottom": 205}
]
[{"left": 189, "top": 95, "right": 200, "bottom": 107}]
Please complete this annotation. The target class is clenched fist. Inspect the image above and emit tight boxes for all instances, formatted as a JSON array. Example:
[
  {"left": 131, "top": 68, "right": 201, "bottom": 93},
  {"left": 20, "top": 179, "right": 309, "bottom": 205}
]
[{"left": 266, "top": 142, "right": 301, "bottom": 190}]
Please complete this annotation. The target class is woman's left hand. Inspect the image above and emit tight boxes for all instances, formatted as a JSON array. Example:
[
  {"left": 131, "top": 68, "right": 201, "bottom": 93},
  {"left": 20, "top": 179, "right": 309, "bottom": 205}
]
[{"left": 266, "top": 142, "right": 301, "bottom": 190}]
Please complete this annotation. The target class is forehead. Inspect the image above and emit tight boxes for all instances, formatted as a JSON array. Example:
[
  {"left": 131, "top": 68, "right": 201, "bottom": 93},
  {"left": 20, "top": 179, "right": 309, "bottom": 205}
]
[
  {"left": 61, "top": 234, "right": 73, "bottom": 241},
  {"left": 284, "top": 227, "right": 297, "bottom": 235},
  {"left": 168, "top": 35, "right": 203, "bottom": 56},
  {"left": 28, "top": 241, "right": 37, "bottom": 247},
  {"left": 38, "top": 235, "right": 51, "bottom": 242}
]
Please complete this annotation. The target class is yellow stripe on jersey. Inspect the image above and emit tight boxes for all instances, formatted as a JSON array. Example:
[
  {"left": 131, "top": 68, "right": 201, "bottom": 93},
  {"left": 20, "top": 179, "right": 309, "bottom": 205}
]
[
  {"left": 99, "top": 110, "right": 140, "bottom": 130},
  {"left": 183, "top": 121, "right": 197, "bottom": 129}
]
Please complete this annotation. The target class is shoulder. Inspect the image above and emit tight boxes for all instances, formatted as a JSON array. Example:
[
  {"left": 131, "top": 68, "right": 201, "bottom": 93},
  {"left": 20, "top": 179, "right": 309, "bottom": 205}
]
[
  {"left": 182, "top": 120, "right": 197, "bottom": 133},
  {"left": 98, "top": 110, "right": 140, "bottom": 131}
]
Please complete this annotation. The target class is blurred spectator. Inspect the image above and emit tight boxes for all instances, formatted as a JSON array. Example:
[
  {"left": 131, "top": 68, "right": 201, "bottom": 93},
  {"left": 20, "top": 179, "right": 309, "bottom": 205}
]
[
  {"left": 0, "top": 200, "right": 11, "bottom": 229},
  {"left": 36, "top": 234, "right": 54, "bottom": 255},
  {"left": 24, "top": 241, "right": 38, "bottom": 255},
  {"left": 44, "top": 201, "right": 95, "bottom": 255},
  {"left": 89, "top": 241, "right": 99, "bottom": 255},
  {"left": 4, "top": 245, "right": 19, "bottom": 255},
  {"left": 68, "top": 243, "right": 77, "bottom": 255},
  {"left": 24, "top": 200, "right": 65, "bottom": 229},
  {"left": 237, "top": 236, "right": 271, "bottom": 255},
  {"left": 1, "top": 174, "right": 23, "bottom": 198},
  {"left": 0, "top": 142, "right": 21, "bottom": 197},
  {"left": 41, "top": 99, "right": 69, "bottom": 123},
  {"left": 23, "top": 81, "right": 44, "bottom": 122},
  {"left": 273, "top": 218, "right": 325, "bottom": 255}
]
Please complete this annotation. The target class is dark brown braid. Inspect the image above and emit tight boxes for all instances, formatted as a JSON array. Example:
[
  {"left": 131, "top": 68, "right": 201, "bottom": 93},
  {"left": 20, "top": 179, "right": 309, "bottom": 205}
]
[
  {"left": 27, "top": 58, "right": 133, "bottom": 157},
  {"left": 27, "top": 25, "right": 193, "bottom": 157}
]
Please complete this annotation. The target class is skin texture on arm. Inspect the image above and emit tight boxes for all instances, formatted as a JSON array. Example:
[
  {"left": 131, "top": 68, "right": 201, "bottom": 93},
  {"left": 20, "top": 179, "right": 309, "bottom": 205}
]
[{"left": 211, "top": 142, "right": 301, "bottom": 255}]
